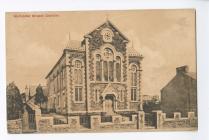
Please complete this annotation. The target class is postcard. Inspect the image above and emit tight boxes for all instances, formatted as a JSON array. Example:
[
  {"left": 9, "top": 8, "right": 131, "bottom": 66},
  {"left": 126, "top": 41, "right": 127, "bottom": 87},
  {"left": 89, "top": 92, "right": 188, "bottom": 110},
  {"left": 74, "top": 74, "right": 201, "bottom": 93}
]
[{"left": 6, "top": 10, "right": 197, "bottom": 133}]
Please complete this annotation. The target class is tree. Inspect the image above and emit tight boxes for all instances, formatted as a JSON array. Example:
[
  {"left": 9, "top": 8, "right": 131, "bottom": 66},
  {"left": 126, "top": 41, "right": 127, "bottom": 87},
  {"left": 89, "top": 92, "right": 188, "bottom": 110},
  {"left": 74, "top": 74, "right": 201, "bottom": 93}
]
[
  {"left": 35, "top": 84, "right": 46, "bottom": 108},
  {"left": 7, "top": 82, "right": 23, "bottom": 120}
]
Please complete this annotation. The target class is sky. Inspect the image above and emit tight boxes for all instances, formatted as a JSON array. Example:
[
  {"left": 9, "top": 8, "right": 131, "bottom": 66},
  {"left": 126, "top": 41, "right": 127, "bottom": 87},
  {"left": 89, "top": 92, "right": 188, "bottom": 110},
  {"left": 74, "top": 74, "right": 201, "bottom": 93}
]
[{"left": 6, "top": 10, "right": 196, "bottom": 95}]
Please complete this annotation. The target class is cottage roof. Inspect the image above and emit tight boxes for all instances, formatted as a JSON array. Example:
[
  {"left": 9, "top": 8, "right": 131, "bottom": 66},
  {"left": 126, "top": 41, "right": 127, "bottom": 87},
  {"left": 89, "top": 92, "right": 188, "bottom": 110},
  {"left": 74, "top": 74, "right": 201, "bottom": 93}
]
[
  {"left": 184, "top": 72, "right": 197, "bottom": 80},
  {"left": 161, "top": 68, "right": 197, "bottom": 92}
]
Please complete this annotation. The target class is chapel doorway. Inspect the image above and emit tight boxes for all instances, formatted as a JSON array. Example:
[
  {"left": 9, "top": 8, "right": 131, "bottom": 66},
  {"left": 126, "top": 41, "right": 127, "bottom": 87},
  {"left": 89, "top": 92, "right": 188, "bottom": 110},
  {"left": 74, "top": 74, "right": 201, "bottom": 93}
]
[{"left": 105, "top": 95, "right": 115, "bottom": 115}]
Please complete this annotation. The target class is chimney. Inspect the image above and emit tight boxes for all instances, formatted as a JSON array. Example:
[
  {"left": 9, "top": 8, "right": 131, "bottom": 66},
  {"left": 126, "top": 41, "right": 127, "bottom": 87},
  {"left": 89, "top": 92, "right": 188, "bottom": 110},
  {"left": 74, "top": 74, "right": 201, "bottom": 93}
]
[{"left": 176, "top": 65, "right": 189, "bottom": 74}]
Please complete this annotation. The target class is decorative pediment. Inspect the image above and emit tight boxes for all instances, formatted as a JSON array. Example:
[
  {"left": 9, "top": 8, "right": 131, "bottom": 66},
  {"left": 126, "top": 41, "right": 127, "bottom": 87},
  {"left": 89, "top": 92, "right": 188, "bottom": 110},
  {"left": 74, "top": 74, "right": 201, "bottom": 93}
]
[
  {"left": 85, "top": 20, "right": 129, "bottom": 53},
  {"left": 85, "top": 20, "right": 129, "bottom": 41},
  {"left": 102, "top": 83, "right": 117, "bottom": 94}
]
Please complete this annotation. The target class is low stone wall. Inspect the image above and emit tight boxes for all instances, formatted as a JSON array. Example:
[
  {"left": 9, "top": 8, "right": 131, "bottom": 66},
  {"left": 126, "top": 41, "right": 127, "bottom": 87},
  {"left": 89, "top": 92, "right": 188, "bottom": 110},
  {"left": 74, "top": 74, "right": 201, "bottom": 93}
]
[
  {"left": 91, "top": 114, "right": 141, "bottom": 130},
  {"left": 27, "top": 111, "right": 197, "bottom": 132},
  {"left": 37, "top": 116, "right": 80, "bottom": 133},
  {"left": 37, "top": 112, "right": 145, "bottom": 132},
  {"left": 163, "top": 112, "right": 197, "bottom": 129},
  {"left": 7, "top": 119, "right": 22, "bottom": 133},
  {"left": 152, "top": 111, "right": 197, "bottom": 129}
]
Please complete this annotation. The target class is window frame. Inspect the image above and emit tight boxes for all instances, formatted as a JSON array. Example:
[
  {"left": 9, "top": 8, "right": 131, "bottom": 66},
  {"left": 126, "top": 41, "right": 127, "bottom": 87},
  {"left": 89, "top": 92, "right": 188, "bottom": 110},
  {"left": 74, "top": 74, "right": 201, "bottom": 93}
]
[
  {"left": 130, "top": 64, "right": 138, "bottom": 102},
  {"left": 74, "top": 60, "right": 84, "bottom": 103}
]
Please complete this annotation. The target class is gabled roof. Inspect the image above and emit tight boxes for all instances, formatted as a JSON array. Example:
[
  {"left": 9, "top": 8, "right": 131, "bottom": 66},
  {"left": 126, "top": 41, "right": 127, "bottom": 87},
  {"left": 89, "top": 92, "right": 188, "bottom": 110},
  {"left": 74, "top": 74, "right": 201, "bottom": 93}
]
[
  {"left": 184, "top": 72, "right": 197, "bottom": 80},
  {"left": 161, "top": 71, "right": 197, "bottom": 92},
  {"left": 84, "top": 20, "right": 129, "bottom": 42},
  {"left": 65, "top": 40, "right": 84, "bottom": 51}
]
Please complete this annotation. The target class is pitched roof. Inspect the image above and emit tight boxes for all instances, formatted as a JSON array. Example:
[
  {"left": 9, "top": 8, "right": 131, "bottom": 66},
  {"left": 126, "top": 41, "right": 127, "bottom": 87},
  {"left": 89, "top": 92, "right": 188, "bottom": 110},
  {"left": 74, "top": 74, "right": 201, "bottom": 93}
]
[
  {"left": 184, "top": 72, "right": 197, "bottom": 79},
  {"left": 65, "top": 40, "right": 84, "bottom": 51},
  {"left": 46, "top": 40, "right": 85, "bottom": 79},
  {"left": 161, "top": 71, "right": 197, "bottom": 92}
]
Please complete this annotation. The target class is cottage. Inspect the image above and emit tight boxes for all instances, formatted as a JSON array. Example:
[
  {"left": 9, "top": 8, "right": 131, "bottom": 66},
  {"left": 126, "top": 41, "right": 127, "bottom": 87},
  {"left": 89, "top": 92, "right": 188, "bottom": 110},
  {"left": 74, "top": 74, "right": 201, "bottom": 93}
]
[{"left": 161, "top": 66, "right": 197, "bottom": 117}]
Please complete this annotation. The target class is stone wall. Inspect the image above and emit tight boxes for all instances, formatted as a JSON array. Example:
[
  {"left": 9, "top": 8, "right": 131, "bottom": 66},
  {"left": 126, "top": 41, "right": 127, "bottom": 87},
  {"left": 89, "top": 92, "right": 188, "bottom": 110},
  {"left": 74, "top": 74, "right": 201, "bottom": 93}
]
[
  {"left": 37, "top": 116, "right": 80, "bottom": 133},
  {"left": 90, "top": 112, "right": 144, "bottom": 131},
  {"left": 37, "top": 111, "right": 145, "bottom": 132},
  {"left": 152, "top": 111, "right": 197, "bottom": 129},
  {"left": 163, "top": 112, "right": 197, "bottom": 129},
  {"left": 7, "top": 119, "right": 22, "bottom": 134}
]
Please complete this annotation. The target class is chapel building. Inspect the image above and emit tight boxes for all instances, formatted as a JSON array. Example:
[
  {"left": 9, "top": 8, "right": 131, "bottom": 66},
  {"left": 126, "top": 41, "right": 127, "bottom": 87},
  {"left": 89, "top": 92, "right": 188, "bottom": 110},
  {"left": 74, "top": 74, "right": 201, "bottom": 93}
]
[{"left": 45, "top": 20, "right": 143, "bottom": 123}]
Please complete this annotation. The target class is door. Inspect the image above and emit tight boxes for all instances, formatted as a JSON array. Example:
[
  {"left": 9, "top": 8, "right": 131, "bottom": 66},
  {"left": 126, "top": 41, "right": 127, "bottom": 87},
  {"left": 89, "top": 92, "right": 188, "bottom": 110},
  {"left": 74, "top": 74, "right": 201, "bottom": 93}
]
[{"left": 105, "top": 95, "right": 114, "bottom": 115}]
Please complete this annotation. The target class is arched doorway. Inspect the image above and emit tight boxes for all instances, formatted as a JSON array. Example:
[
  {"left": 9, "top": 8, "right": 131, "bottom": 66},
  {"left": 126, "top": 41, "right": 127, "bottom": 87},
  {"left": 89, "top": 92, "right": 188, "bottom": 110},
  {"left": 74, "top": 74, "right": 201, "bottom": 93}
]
[{"left": 104, "top": 94, "right": 115, "bottom": 115}]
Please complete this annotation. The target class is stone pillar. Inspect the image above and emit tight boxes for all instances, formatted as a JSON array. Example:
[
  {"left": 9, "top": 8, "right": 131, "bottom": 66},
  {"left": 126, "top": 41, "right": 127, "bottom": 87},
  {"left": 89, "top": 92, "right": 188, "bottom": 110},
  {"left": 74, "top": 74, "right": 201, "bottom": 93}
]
[
  {"left": 35, "top": 108, "right": 41, "bottom": 132},
  {"left": 188, "top": 112, "right": 196, "bottom": 127},
  {"left": 152, "top": 110, "right": 163, "bottom": 129},
  {"left": 112, "top": 115, "right": 121, "bottom": 124},
  {"left": 188, "top": 112, "right": 195, "bottom": 120},
  {"left": 137, "top": 111, "right": 145, "bottom": 129},
  {"left": 132, "top": 114, "right": 137, "bottom": 122},
  {"left": 174, "top": 112, "right": 181, "bottom": 120},
  {"left": 68, "top": 116, "right": 80, "bottom": 130},
  {"left": 162, "top": 113, "right": 166, "bottom": 122},
  {"left": 22, "top": 109, "right": 29, "bottom": 131},
  {"left": 90, "top": 115, "right": 101, "bottom": 130}
]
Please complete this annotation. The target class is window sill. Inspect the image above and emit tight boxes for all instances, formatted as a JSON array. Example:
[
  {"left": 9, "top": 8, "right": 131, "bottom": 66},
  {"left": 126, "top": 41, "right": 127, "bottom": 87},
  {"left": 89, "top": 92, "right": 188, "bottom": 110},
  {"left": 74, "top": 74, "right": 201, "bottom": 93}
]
[
  {"left": 92, "top": 81, "right": 126, "bottom": 84},
  {"left": 74, "top": 101, "right": 85, "bottom": 104},
  {"left": 130, "top": 101, "right": 138, "bottom": 103}
]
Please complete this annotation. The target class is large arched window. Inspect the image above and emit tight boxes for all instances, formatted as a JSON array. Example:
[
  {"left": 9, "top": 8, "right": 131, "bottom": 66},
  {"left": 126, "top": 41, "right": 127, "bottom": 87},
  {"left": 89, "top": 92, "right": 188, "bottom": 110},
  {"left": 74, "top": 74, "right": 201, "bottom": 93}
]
[
  {"left": 94, "top": 46, "right": 122, "bottom": 82},
  {"left": 116, "top": 56, "right": 121, "bottom": 82},
  {"left": 74, "top": 60, "right": 83, "bottom": 102},
  {"left": 103, "top": 48, "right": 114, "bottom": 82},
  {"left": 96, "top": 54, "right": 102, "bottom": 81},
  {"left": 131, "top": 65, "right": 137, "bottom": 101}
]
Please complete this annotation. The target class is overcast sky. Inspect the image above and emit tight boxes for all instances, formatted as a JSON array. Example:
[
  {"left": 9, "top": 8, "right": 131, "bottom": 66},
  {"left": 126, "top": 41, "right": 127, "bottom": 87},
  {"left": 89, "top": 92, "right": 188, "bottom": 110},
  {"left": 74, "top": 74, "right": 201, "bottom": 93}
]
[{"left": 6, "top": 10, "right": 196, "bottom": 95}]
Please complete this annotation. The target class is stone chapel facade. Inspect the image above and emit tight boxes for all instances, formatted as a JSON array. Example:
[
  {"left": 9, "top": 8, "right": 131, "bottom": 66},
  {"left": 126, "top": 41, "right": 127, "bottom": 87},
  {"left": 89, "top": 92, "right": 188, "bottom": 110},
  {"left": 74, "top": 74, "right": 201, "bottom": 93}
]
[{"left": 45, "top": 20, "right": 143, "bottom": 123}]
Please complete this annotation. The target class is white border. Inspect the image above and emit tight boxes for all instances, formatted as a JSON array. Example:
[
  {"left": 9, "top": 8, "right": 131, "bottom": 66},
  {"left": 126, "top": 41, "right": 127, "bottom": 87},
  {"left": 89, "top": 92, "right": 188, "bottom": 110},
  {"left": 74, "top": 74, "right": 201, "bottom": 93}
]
[{"left": 1, "top": 0, "right": 209, "bottom": 140}]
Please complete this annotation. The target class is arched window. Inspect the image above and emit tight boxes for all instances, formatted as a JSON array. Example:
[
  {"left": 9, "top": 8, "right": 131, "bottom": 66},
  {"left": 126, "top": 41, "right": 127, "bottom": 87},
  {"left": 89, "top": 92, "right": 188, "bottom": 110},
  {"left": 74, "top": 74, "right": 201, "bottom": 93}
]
[
  {"left": 116, "top": 56, "right": 121, "bottom": 82},
  {"left": 96, "top": 54, "right": 102, "bottom": 81},
  {"left": 103, "top": 48, "right": 114, "bottom": 82},
  {"left": 74, "top": 60, "right": 83, "bottom": 102},
  {"left": 131, "top": 65, "right": 137, "bottom": 101},
  {"left": 75, "top": 60, "right": 82, "bottom": 84}
]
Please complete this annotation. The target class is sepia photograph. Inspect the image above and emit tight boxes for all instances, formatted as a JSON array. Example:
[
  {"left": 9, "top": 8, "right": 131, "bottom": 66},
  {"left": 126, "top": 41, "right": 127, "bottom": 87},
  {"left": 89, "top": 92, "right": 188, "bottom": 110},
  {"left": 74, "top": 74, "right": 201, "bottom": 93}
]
[{"left": 6, "top": 9, "right": 197, "bottom": 133}]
